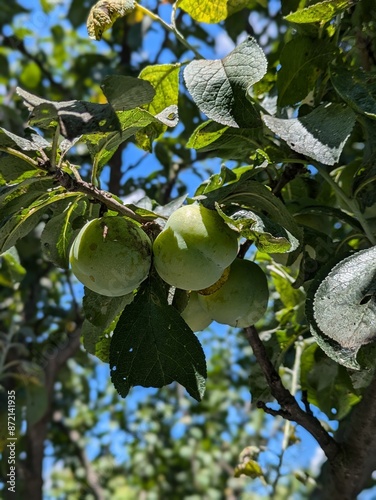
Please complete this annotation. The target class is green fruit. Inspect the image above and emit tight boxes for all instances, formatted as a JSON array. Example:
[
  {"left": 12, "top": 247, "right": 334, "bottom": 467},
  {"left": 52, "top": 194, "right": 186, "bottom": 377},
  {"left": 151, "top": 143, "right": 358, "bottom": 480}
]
[
  {"left": 70, "top": 216, "right": 151, "bottom": 297},
  {"left": 153, "top": 204, "right": 238, "bottom": 290},
  {"left": 198, "top": 258, "right": 269, "bottom": 327},
  {"left": 180, "top": 292, "right": 212, "bottom": 332}
]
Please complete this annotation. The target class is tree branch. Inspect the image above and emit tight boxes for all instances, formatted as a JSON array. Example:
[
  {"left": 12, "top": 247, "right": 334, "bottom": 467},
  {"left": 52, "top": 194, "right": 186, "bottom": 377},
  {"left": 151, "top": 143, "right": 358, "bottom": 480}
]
[
  {"left": 243, "top": 326, "right": 341, "bottom": 462},
  {"left": 55, "top": 168, "right": 148, "bottom": 223},
  {"left": 20, "top": 327, "right": 82, "bottom": 500},
  {"left": 53, "top": 418, "right": 106, "bottom": 500}
]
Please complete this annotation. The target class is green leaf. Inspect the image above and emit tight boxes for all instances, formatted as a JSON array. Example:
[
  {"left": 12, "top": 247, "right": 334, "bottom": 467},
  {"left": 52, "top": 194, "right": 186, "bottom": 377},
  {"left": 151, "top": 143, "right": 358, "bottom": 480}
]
[
  {"left": 331, "top": 67, "right": 376, "bottom": 119},
  {"left": 136, "top": 64, "right": 181, "bottom": 151},
  {"left": 285, "top": 0, "right": 350, "bottom": 24},
  {"left": 139, "top": 64, "right": 180, "bottom": 115},
  {"left": 0, "top": 178, "right": 56, "bottom": 218},
  {"left": 83, "top": 287, "right": 134, "bottom": 329},
  {"left": 0, "top": 190, "right": 79, "bottom": 254},
  {"left": 178, "top": 0, "right": 257, "bottom": 23},
  {"left": 216, "top": 205, "right": 299, "bottom": 253},
  {"left": 0, "top": 247, "right": 26, "bottom": 287},
  {"left": 270, "top": 267, "right": 305, "bottom": 309},
  {"left": 263, "top": 104, "right": 356, "bottom": 165},
  {"left": 186, "top": 120, "right": 261, "bottom": 160},
  {"left": 82, "top": 288, "right": 134, "bottom": 362},
  {"left": 109, "top": 276, "right": 207, "bottom": 401},
  {"left": 194, "top": 165, "right": 239, "bottom": 197},
  {"left": 20, "top": 61, "right": 42, "bottom": 89},
  {"left": 0, "top": 155, "right": 41, "bottom": 185},
  {"left": 16, "top": 87, "right": 121, "bottom": 140},
  {"left": 300, "top": 343, "right": 361, "bottom": 420},
  {"left": 40, "top": 0, "right": 55, "bottom": 13},
  {"left": 41, "top": 198, "right": 87, "bottom": 269},
  {"left": 294, "top": 205, "right": 363, "bottom": 232},
  {"left": 84, "top": 106, "right": 178, "bottom": 167},
  {"left": 184, "top": 37, "right": 267, "bottom": 128},
  {"left": 277, "top": 37, "right": 336, "bottom": 107},
  {"left": 81, "top": 319, "right": 114, "bottom": 363},
  {"left": 306, "top": 247, "right": 376, "bottom": 369},
  {"left": 100, "top": 75, "right": 155, "bottom": 111},
  {"left": 198, "top": 176, "right": 303, "bottom": 248}
]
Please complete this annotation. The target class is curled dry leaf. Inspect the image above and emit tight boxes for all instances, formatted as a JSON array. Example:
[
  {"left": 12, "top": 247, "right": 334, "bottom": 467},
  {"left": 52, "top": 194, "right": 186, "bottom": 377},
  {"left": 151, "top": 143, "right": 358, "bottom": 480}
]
[{"left": 87, "top": 0, "right": 136, "bottom": 40}]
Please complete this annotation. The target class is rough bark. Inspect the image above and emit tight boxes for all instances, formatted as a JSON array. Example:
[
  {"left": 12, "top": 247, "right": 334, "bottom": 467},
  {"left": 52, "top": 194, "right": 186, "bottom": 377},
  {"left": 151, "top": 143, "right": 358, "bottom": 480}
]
[
  {"left": 311, "top": 373, "right": 376, "bottom": 499},
  {"left": 244, "top": 326, "right": 341, "bottom": 461},
  {"left": 244, "top": 325, "right": 376, "bottom": 499},
  {"left": 19, "top": 328, "right": 81, "bottom": 500}
]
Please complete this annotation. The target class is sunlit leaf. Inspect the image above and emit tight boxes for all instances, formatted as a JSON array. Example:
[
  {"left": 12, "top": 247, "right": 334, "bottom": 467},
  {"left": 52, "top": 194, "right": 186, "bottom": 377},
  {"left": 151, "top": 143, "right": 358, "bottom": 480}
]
[
  {"left": 198, "top": 175, "right": 302, "bottom": 249},
  {"left": 0, "top": 246, "right": 26, "bottom": 286},
  {"left": 178, "top": 0, "right": 257, "bottom": 24},
  {"left": 184, "top": 37, "right": 267, "bottom": 128},
  {"left": 187, "top": 120, "right": 262, "bottom": 160},
  {"left": 41, "top": 198, "right": 87, "bottom": 269},
  {"left": 234, "top": 459, "right": 264, "bottom": 479},
  {"left": 216, "top": 205, "right": 299, "bottom": 253},
  {"left": 263, "top": 104, "right": 356, "bottom": 165},
  {"left": 17, "top": 87, "right": 120, "bottom": 139},
  {"left": 285, "top": 0, "right": 350, "bottom": 24}
]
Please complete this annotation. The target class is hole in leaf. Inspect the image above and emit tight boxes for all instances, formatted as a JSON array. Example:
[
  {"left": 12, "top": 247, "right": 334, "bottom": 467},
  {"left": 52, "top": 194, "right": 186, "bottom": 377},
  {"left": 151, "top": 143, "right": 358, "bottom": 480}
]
[{"left": 360, "top": 294, "right": 373, "bottom": 305}]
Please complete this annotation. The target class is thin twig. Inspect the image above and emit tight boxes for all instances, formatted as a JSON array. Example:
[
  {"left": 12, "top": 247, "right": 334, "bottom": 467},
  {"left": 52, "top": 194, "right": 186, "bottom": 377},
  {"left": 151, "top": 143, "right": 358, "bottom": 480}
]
[
  {"left": 136, "top": 3, "right": 203, "bottom": 59},
  {"left": 244, "top": 326, "right": 341, "bottom": 462}
]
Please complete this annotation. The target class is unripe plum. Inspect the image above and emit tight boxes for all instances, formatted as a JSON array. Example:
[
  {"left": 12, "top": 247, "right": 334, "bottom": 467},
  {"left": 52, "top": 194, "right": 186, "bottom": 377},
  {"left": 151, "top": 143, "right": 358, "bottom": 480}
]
[
  {"left": 180, "top": 292, "right": 212, "bottom": 332},
  {"left": 198, "top": 258, "right": 269, "bottom": 327},
  {"left": 70, "top": 216, "right": 151, "bottom": 297},
  {"left": 153, "top": 204, "right": 238, "bottom": 290}
]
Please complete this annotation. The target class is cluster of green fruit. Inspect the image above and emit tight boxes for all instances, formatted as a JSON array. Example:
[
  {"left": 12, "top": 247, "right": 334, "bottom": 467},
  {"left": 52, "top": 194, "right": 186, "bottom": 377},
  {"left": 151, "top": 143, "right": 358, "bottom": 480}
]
[{"left": 69, "top": 204, "right": 269, "bottom": 330}]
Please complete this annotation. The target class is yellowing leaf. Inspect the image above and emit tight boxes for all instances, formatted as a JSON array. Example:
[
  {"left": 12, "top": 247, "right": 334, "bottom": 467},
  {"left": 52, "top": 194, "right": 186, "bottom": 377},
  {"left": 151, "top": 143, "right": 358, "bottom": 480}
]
[
  {"left": 87, "top": 0, "right": 136, "bottom": 41},
  {"left": 126, "top": 5, "right": 145, "bottom": 25},
  {"left": 285, "top": 0, "right": 350, "bottom": 24},
  {"left": 178, "top": 0, "right": 256, "bottom": 24},
  {"left": 234, "top": 459, "right": 264, "bottom": 479}
]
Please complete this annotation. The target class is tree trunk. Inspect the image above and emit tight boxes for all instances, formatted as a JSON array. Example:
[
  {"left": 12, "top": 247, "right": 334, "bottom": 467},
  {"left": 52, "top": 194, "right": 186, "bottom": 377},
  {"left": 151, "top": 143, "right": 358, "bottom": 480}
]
[{"left": 311, "top": 374, "right": 376, "bottom": 499}]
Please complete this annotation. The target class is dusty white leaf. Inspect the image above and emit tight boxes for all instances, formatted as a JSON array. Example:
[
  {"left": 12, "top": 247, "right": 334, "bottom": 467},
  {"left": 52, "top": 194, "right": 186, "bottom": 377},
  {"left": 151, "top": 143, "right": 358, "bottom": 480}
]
[{"left": 312, "top": 246, "right": 376, "bottom": 369}]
